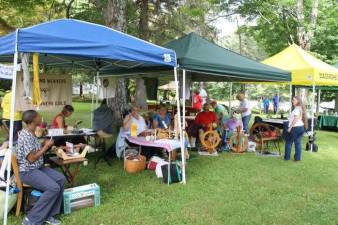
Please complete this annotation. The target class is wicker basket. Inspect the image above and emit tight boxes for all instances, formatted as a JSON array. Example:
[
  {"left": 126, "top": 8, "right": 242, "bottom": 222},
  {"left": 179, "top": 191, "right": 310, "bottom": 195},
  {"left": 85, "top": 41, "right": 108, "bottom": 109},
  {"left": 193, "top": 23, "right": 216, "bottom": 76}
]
[{"left": 125, "top": 155, "right": 146, "bottom": 173}]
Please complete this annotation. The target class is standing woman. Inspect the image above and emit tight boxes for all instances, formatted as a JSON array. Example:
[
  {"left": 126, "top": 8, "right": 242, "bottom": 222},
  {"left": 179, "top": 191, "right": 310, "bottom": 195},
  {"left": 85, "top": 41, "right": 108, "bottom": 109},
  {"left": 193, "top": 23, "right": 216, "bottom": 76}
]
[{"left": 284, "top": 96, "right": 308, "bottom": 161}]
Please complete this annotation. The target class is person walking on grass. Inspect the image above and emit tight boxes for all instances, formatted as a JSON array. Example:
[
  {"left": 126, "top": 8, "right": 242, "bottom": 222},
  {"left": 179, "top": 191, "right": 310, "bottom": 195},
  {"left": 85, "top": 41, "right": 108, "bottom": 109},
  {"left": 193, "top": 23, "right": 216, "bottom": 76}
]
[
  {"left": 263, "top": 96, "right": 270, "bottom": 114},
  {"left": 273, "top": 94, "right": 280, "bottom": 114},
  {"left": 284, "top": 96, "right": 308, "bottom": 161}
]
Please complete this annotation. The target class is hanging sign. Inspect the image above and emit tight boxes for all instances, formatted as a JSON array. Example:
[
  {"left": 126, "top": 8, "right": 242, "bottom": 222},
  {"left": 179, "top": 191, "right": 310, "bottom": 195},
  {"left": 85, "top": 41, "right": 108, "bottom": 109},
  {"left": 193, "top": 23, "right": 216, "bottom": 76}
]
[
  {"left": 15, "top": 72, "right": 72, "bottom": 111},
  {"left": 0, "top": 64, "right": 13, "bottom": 79}
]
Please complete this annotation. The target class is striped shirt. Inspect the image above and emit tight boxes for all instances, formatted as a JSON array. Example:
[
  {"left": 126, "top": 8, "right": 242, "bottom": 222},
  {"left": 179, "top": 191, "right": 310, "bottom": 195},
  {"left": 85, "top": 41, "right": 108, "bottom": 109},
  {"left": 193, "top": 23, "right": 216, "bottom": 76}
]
[{"left": 17, "top": 129, "right": 43, "bottom": 172}]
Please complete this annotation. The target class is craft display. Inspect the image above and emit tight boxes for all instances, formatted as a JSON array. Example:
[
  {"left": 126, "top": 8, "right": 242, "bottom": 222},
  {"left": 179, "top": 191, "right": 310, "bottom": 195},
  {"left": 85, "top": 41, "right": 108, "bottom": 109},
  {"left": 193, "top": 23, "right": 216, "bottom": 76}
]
[
  {"left": 200, "top": 124, "right": 221, "bottom": 153},
  {"left": 55, "top": 145, "right": 89, "bottom": 161},
  {"left": 229, "top": 127, "right": 248, "bottom": 153},
  {"left": 63, "top": 183, "right": 100, "bottom": 214}
]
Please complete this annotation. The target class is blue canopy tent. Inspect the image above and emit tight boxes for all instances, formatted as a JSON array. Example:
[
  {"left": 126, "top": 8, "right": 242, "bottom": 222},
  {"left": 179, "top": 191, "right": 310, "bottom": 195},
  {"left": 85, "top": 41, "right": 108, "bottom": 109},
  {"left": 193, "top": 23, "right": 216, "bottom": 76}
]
[{"left": 0, "top": 19, "right": 186, "bottom": 224}]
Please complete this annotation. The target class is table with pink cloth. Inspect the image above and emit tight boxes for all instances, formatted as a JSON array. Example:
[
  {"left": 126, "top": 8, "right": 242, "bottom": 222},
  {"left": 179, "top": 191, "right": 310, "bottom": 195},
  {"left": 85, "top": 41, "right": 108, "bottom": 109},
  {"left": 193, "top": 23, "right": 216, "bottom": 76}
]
[{"left": 124, "top": 135, "right": 181, "bottom": 153}]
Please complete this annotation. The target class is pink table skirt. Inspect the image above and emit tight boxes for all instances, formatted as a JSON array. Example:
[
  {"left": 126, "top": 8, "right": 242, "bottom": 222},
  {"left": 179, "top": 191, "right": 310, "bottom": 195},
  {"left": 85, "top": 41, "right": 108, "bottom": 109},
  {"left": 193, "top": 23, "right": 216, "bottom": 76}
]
[{"left": 124, "top": 134, "right": 181, "bottom": 153}]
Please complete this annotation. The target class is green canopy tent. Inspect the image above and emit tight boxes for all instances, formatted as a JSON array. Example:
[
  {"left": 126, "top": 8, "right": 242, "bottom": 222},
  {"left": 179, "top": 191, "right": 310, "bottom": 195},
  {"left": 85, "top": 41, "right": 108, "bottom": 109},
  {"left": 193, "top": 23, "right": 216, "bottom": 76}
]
[
  {"left": 163, "top": 32, "right": 290, "bottom": 82},
  {"left": 100, "top": 32, "right": 291, "bottom": 143}
]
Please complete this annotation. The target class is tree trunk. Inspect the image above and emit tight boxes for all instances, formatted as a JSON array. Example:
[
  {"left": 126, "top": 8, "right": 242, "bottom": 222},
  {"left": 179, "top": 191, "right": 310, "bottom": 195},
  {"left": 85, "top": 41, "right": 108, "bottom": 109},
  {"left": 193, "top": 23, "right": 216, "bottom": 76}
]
[
  {"left": 79, "top": 82, "right": 83, "bottom": 98},
  {"left": 94, "top": 0, "right": 128, "bottom": 125},
  {"left": 138, "top": 0, "right": 149, "bottom": 40},
  {"left": 296, "top": 0, "right": 307, "bottom": 49},
  {"left": 306, "top": 0, "right": 319, "bottom": 50}
]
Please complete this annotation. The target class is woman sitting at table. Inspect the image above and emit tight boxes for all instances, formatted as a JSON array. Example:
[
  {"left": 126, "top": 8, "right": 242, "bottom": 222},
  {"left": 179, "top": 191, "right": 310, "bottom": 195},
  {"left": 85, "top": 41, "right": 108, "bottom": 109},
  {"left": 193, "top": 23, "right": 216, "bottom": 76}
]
[
  {"left": 51, "top": 105, "right": 84, "bottom": 146},
  {"left": 123, "top": 105, "right": 147, "bottom": 134},
  {"left": 51, "top": 105, "right": 74, "bottom": 129},
  {"left": 152, "top": 105, "right": 171, "bottom": 129},
  {"left": 17, "top": 110, "right": 65, "bottom": 225},
  {"left": 117, "top": 105, "right": 165, "bottom": 160}
]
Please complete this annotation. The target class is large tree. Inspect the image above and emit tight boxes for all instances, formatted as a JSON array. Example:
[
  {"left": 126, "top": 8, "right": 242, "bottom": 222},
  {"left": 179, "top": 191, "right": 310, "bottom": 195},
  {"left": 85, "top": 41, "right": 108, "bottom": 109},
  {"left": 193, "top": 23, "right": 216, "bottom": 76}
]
[{"left": 91, "top": 0, "right": 128, "bottom": 125}]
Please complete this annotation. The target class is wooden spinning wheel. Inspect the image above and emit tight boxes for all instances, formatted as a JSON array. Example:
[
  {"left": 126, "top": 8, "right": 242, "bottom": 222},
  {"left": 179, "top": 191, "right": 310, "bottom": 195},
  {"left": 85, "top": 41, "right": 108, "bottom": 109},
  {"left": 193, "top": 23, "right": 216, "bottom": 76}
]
[
  {"left": 229, "top": 127, "right": 248, "bottom": 153},
  {"left": 200, "top": 124, "right": 221, "bottom": 153},
  {"left": 249, "top": 123, "right": 270, "bottom": 137}
]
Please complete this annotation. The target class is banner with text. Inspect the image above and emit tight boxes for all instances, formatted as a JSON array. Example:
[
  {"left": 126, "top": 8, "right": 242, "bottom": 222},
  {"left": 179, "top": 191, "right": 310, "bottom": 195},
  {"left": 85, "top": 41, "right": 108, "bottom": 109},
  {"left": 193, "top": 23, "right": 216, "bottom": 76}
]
[{"left": 15, "top": 73, "right": 72, "bottom": 111}]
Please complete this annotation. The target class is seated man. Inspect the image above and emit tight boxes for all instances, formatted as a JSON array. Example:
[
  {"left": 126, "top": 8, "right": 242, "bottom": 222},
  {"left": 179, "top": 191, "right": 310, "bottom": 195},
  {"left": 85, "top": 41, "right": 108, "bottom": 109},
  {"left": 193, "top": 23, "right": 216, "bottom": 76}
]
[
  {"left": 17, "top": 110, "right": 65, "bottom": 225},
  {"left": 152, "top": 105, "right": 171, "bottom": 129},
  {"left": 188, "top": 103, "right": 218, "bottom": 147},
  {"left": 92, "top": 99, "right": 114, "bottom": 135}
]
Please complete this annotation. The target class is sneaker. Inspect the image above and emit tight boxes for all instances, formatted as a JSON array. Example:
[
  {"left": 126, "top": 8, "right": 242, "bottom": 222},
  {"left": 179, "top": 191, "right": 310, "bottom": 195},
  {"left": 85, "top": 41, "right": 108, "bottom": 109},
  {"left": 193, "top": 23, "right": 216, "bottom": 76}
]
[
  {"left": 22, "top": 217, "right": 35, "bottom": 225},
  {"left": 45, "top": 217, "right": 61, "bottom": 225}
]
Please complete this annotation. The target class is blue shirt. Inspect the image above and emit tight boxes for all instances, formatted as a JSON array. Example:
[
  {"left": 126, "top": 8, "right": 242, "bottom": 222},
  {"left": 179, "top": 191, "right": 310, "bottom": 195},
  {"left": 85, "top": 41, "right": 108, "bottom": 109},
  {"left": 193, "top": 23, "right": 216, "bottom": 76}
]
[
  {"left": 152, "top": 113, "right": 171, "bottom": 129},
  {"left": 17, "top": 129, "right": 43, "bottom": 172},
  {"left": 273, "top": 96, "right": 280, "bottom": 105}
]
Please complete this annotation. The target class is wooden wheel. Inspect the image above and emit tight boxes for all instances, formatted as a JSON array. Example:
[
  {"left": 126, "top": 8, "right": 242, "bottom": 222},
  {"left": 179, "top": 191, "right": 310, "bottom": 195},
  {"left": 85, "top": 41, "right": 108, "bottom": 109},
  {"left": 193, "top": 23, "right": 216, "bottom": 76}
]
[
  {"left": 249, "top": 123, "right": 271, "bottom": 136},
  {"left": 229, "top": 131, "right": 248, "bottom": 153},
  {"left": 200, "top": 130, "right": 221, "bottom": 153}
]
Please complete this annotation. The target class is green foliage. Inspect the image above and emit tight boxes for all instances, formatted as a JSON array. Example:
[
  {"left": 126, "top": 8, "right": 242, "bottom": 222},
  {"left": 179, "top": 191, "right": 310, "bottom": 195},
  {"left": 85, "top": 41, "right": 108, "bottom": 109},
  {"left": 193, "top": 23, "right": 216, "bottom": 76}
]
[{"left": 238, "top": 0, "right": 337, "bottom": 64}]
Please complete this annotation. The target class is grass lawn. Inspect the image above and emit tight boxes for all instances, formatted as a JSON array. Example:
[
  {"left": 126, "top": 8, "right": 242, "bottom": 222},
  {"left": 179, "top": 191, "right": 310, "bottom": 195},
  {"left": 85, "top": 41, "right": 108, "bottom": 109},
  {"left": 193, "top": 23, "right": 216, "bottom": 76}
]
[{"left": 5, "top": 102, "right": 338, "bottom": 225}]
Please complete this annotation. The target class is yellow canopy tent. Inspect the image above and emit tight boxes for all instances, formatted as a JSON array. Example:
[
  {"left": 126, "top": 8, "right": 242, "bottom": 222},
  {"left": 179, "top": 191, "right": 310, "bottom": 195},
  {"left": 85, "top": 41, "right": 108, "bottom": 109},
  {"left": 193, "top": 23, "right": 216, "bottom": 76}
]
[
  {"left": 262, "top": 44, "right": 338, "bottom": 86},
  {"left": 262, "top": 44, "right": 338, "bottom": 151}
]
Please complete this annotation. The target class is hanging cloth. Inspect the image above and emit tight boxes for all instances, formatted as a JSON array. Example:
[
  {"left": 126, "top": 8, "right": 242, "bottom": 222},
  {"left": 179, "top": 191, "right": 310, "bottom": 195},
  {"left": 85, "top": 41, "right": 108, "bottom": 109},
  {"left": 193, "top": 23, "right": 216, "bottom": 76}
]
[
  {"left": 32, "top": 53, "right": 42, "bottom": 107},
  {"left": 20, "top": 53, "right": 31, "bottom": 101}
]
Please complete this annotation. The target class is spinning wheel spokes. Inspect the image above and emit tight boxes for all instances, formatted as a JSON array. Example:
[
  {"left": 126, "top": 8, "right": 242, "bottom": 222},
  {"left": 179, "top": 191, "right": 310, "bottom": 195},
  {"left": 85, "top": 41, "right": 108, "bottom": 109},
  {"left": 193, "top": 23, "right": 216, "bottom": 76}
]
[{"left": 201, "top": 130, "right": 221, "bottom": 153}]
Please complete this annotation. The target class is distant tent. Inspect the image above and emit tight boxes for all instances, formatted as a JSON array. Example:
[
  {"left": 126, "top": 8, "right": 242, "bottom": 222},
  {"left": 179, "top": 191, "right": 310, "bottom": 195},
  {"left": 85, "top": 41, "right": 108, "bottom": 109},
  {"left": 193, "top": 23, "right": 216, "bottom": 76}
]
[{"left": 262, "top": 44, "right": 338, "bottom": 86}]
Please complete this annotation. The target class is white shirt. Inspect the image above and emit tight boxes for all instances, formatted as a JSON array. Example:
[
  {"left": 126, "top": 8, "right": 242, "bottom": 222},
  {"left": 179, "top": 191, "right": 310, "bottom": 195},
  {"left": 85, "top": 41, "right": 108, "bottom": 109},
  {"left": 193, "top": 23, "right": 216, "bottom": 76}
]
[
  {"left": 239, "top": 99, "right": 251, "bottom": 117},
  {"left": 199, "top": 88, "right": 208, "bottom": 105},
  {"left": 126, "top": 116, "right": 147, "bottom": 135},
  {"left": 288, "top": 106, "right": 304, "bottom": 128}
]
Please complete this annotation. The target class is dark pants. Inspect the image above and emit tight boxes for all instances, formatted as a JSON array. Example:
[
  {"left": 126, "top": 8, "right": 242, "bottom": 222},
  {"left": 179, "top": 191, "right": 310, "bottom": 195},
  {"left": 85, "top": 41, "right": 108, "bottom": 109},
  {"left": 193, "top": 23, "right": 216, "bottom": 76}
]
[
  {"left": 264, "top": 105, "right": 269, "bottom": 114},
  {"left": 20, "top": 167, "right": 66, "bottom": 225},
  {"left": 284, "top": 126, "right": 305, "bottom": 161},
  {"left": 4, "top": 120, "right": 22, "bottom": 142},
  {"left": 273, "top": 104, "right": 278, "bottom": 114},
  {"left": 242, "top": 114, "right": 251, "bottom": 134}
]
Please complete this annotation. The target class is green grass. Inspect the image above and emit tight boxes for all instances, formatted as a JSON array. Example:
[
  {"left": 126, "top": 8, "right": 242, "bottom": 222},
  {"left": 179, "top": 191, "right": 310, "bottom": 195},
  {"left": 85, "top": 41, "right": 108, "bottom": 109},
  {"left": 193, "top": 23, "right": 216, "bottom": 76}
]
[{"left": 5, "top": 102, "right": 338, "bottom": 225}]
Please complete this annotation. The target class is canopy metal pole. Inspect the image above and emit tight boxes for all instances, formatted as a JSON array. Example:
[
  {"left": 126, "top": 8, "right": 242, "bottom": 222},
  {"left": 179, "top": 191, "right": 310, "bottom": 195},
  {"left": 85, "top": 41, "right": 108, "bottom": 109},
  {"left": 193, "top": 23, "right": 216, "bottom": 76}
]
[
  {"left": 3, "top": 29, "right": 19, "bottom": 225},
  {"left": 182, "top": 69, "right": 186, "bottom": 128},
  {"left": 316, "top": 89, "right": 321, "bottom": 113},
  {"left": 289, "top": 84, "right": 292, "bottom": 112},
  {"left": 90, "top": 75, "right": 96, "bottom": 128},
  {"left": 310, "top": 82, "right": 316, "bottom": 152},
  {"left": 229, "top": 82, "right": 233, "bottom": 115},
  {"left": 95, "top": 71, "right": 99, "bottom": 108},
  {"left": 174, "top": 67, "right": 186, "bottom": 184}
]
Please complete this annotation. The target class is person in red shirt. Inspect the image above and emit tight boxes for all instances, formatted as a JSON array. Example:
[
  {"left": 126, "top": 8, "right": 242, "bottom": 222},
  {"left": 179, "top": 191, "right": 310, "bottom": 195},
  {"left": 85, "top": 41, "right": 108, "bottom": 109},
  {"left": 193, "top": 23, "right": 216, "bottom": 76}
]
[
  {"left": 187, "top": 103, "right": 218, "bottom": 147},
  {"left": 192, "top": 89, "right": 203, "bottom": 111}
]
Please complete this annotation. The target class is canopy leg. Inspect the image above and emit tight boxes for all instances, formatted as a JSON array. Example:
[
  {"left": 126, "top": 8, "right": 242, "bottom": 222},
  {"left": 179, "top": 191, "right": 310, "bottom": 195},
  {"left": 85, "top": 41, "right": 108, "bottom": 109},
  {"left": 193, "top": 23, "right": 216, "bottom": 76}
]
[
  {"left": 289, "top": 84, "right": 292, "bottom": 113},
  {"left": 229, "top": 82, "right": 233, "bottom": 115},
  {"left": 310, "top": 83, "right": 316, "bottom": 152},
  {"left": 174, "top": 68, "right": 186, "bottom": 184},
  {"left": 90, "top": 75, "right": 96, "bottom": 128},
  {"left": 4, "top": 29, "right": 19, "bottom": 225}
]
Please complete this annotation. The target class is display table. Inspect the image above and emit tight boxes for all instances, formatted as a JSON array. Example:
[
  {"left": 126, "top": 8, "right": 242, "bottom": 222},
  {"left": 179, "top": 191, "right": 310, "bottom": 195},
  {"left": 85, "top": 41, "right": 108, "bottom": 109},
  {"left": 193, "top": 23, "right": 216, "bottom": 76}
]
[
  {"left": 49, "top": 156, "right": 88, "bottom": 187},
  {"left": 124, "top": 134, "right": 182, "bottom": 184},
  {"left": 262, "top": 118, "right": 287, "bottom": 129},
  {"left": 318, "top": 115, "right": 338, "bottom": 130},
  {"left": 262, "top": 118, "right": 317, "bottom": 132}
]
